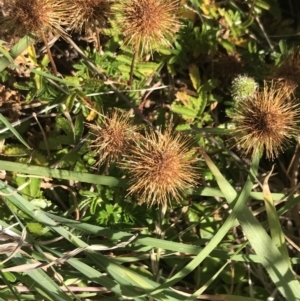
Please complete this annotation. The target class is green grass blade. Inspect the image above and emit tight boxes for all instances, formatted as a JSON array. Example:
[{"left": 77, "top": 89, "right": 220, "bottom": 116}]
[
  {"left": 149, "top": 152, "right": 257, "bottom": 296},
  {"left": 0, "top": 35, "right": 35, "bottom": 72},
  {"left": 0, "top": 160, "right": 125, "bottom": 187},
  {"left": 206, "top": 150, "right": 300, "bottom": 300},
  {"left": 185, "top": 243, "right": 246, "bottom": 300},
  {"left": 0, "top": 181, "right": 185, "bottom": 301},
  {"left": 31, "top": 69, "right": 80, "bottom": 86},
  {"left": 263, "top": 166, "right": 290, "bottom": 265},
  {"left": 11, "top": 254, "right": 74, "bottom": 301},
  {"left": 193, "top": 187, "right": 285, "bottom": 201},
  {"left": 0, "top": 114, "right": 31, "bottom": 149}
]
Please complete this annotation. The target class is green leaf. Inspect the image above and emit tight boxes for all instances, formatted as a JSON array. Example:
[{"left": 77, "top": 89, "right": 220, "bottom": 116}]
[
  {"left": 191, "top": 91, "right": 207, "bottom": 116},
  {"left": 28, "top": 177, "right": 41, "bottom": 198},
  {"left": 147, "top": 152, "right": 258, "bottom": 297},
  {"left": 136, "top": 61, "right": 160, "bottom": 76},
  {"left": 2, "top": 272, "right": 16, "bottom": 283},
  {"left": 0, "top": 114, "right": 31, "bottom": 150},
  {"left": 1, "top": 145, "right": 28, "bottom": 157},
  {"left": 0, "top": 160, "right": 126, "bottom": 187},
  {"left": 116, "top": 54, "right": 132, "bottom": 65},
  {"left": 205, "top": 151, "right": 300, "bottom": 300},
  {"left": 0, "top": 35, "right": 35, "bottom": 72},
  {"left": 263, "top": 166, "right": 290, "bottom": 266},
  {"left": 26, "top": 222, "right": 44, "bottom": 235},
  {"left": 189, "top": 64, "right": 201, "bottom": 91},
  {"left": 219, "top": 39, "right": 236, "bottom": 53},
  {"left": 255, "top": 0, "right": 270, "bottom": 10},
  {"left": 74, "top": 113, "right": 84, "bottom": 143},
  {"left": 56, "top": 117, "right": 73, "bottom": 139},
  {"left": 0, "top": 42, "right": 14, "bottom": 64},
  {"left": 279, "top": 40, "right": 288, "bottom": 56},
  {"left": 30, "top": 69, "right": 80, "bottom": 87},
  {"left": 171, "top": 104, "right": 197, "bottom": 119}
]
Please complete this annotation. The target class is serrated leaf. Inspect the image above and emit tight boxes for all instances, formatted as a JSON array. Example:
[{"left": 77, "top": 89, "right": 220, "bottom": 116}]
[
  {"left": 3, "top": 271, "right": 16, "bottom": 282},
  {"left": 175, "top": 124, "right": 191, "bottom": 131},
  {"left": 136, "top": 62, "right": 159, "bottom": 76},
  {"left": 116, "top": 55, "right": 132, "bottom": 65},
  {"left": 31, "top": 150, "right": 48, "bottom": 166},
  {"left": 14, "top": 175, "right": 30, "bottom": 197},
  {"left": 175, "top": 91, "right": 191, "bottom": 105},
  {"left": 219, "top": 39, "right": 236, "bottom": 53},
  {"left": 74, "top": 113, "right": 84, "bottom": 143},
  {"left": 1, "top": 145, "right": 28, "bottom": 156},
  {"left": 189, "top": 64, "right": 201, "bottom": 91},
  {"left": 31, "top": 199, "right": 51, "bottom": 209},
  {"left": 27, "top": 44, "right": 37, "bottom": 64},
  {"left": 27, "top": 222, "right": 44, "bottom": 235},
  {"left": 192, "top": 91, "right": 207, "bottom": 116},
  {"left": 29, "top": 177, "right": 41, "bottom": 198},
  {"left": 171, "top": 103, "right": 197, "bottom": 119},
  {"left": 56, "top": 117, "right": 73, "bottom": 139},
  {"left": 39, "top": 135, "right": 73, "bottom": 150}
]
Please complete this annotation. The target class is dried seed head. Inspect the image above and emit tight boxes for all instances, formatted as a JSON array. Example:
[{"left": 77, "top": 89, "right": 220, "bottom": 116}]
[
  {"left": 273, "top": 48, "right": 300, "bottom": 94},
  {"left": 88, "top": 110, "right": 137, "bottom": 166},
  {"left": 112, "top": 0, "right": 181, "bottom": 54},
  {"left": 123, "top": 128, "right": 199, "bottom": 206},
  {"left": 0, "top": 0, "right": 67, "bottom": 37},
  {"left": 65, "top": 0, "right": 111, "bottom": 33},
  {"left": 232, "top": 81, "right": 300, "bottom": 160}
]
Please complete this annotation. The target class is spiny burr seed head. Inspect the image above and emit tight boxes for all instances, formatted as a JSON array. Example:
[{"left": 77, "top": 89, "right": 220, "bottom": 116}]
[
  {"left": 123, "top": 128, "right": 199, "bottom": 206},
  {"left": 112, "top": 0, "right": 181, "bottom": 54},
  {"left": 0, "top": 0, "right": 67, "bottom": 37},
  {"left": 65, "top": 0, "right": 111, "bottom": 33},
  {"left": 88, "top": 110, "right": 137, "bottom": 166},
  {"left": 232, "top": 81, "right": 300, "bottom": 160}
]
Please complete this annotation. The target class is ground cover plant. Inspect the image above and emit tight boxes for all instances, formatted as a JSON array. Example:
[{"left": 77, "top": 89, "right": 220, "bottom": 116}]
[{"left": 0, "top": 0, "right": 300, "bottom": 300}]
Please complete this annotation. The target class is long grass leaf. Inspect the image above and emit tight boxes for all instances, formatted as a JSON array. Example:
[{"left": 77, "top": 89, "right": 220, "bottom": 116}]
[
  {"left": 0, "top": 161, "right": 125, "bottom": 187},
  {"left": 11, "top": 254, "right": 74, "bottom": 301},
  {"left": 149, "top": 152, "right": 256, "bottom": 296},
  {"left": 0, "top": 181, "right": 184, "bottom": 300},
  {"left": 31, "top": 69, "right": 80, "bottom": 86},
  {"left": 0, "top": 114, "right": 31, "bottom": 149},
  {"left": 206, "top": 150, "right": 300, "bottom": 300},
  {"left": 263, "top": 166, "right": 290, "bottom": 265},
  {"left": 0, "top": 35, "right": 35, "bottom": 72}
]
